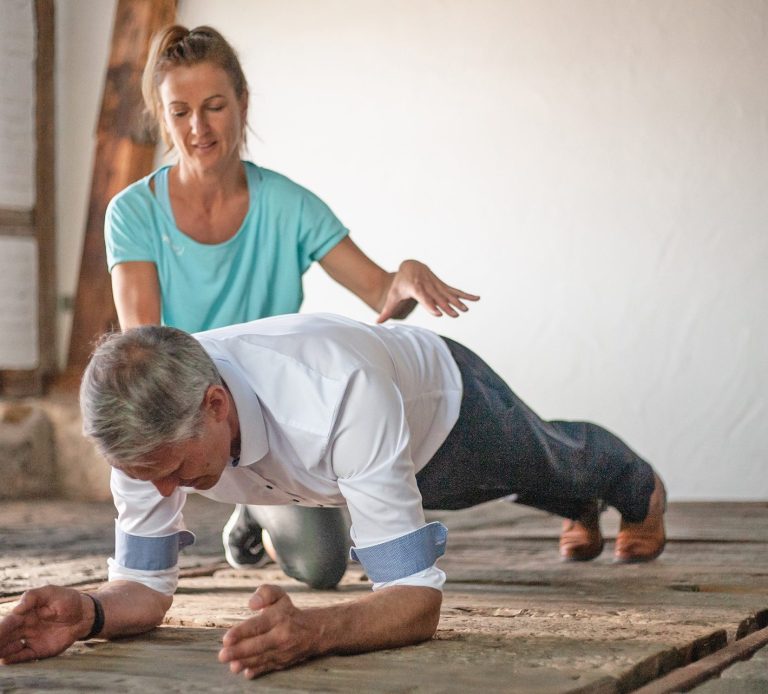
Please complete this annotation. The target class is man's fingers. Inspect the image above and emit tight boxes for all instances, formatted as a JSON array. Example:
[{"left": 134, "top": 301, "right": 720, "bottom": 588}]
[
  {"left": 228, "top": 642, "right": 299, "bottom": 679},
  {"left": 248, "top": 584, "right": 285, "bottom": 611},
  {"left": 219, "top": 629, "right": 282, "bottom": 666},
  {"left": 222, "top": 587, "right": 291, "bottom": 648},
  {"left": 221, "top": 616, "right": 271, "bottom": 649},
  {"left": 0, "top": 613, "right": 24, "bottom": 638},
  {"left": 242, "top": 659, "right": 289, "bottom": 679},
  {"left": 239, "top": 655, "right": 287, "bottom": 680},
  {"left": 0, "top": 636, "right": 26, "bottom": 660},
  {"left": 11, "top": 594, "right": 36, "bottom": 615},
  {"left": 13, "top": 586, "right": 55, "bottom": 616},
  {"left": 0, "top": 639, "right": 34, "bottom": 665},
  {"left": 221, "top": 605, "right": 292, "bottom": 657}
]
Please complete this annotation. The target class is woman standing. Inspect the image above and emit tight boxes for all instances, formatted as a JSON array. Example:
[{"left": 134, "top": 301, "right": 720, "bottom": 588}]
[{"left": 106, "top": 26, "right": 479, "bottom": 589}]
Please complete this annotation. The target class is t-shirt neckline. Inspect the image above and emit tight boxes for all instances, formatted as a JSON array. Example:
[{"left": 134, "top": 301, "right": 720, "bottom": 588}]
[{"left": 151, "top": 161, "right": 258, "bottom": 249}]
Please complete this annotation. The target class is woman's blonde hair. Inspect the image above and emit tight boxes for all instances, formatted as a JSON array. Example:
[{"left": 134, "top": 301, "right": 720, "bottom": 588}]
[{"left": 142, "top": 25, "right": 249, "bottom": 149}]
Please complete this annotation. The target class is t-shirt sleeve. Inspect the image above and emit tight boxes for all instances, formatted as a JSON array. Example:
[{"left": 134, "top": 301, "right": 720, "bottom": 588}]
[
  {"left": 295, "top": 186, "right": 349, "bottom": 272},
  {"left": 104, "top": 186, "right": 158, "bottom": 273}
]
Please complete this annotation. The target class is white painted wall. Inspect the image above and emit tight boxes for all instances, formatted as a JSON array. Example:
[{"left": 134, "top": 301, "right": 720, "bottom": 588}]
[
  {"left": 55, "top": 0, "right": 116, "bottom": 356},
  {"left": 55, "top": 1, "right": 767, "bottom": 500}
]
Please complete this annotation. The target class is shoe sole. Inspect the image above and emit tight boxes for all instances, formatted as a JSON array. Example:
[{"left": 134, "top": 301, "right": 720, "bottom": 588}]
[
  {"left": 222, "top": 508, "right": 270, "bottom": 570},
  {"left": 560, "top": 542, "right": 605, "bottom": 562},
  {"left": 613, "top": 540, "right": 666, "bottom": 564}
]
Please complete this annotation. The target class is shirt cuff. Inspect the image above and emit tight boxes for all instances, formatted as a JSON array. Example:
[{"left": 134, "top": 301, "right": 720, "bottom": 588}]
[
  {"left": 115, "top": 525, "right": 195, "bottom": 571},
  {"left": 350, "top": 521, "right": 447, "bottom": 582},
  {"left": 107, "top": 558, "right": 179, "bottom": 596},
  {"left": 372, "top": 565, "right": 446, "bottom": 592}
]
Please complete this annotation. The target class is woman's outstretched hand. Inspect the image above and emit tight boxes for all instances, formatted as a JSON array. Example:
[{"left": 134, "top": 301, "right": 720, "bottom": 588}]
[{"left": 377, "top": 260, "right": 480, "bottom": 323}]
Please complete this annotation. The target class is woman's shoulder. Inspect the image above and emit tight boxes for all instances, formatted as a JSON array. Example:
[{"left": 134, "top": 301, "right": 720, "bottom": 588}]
[
  {"left": 243, "top": 161, "right": 315, "bottom": 199},
  {"left": 105, "top": 167, "right": 172, "bottom": 243},
  {"left": 108, "top": 166, "right": 169, "bottom": 216}
]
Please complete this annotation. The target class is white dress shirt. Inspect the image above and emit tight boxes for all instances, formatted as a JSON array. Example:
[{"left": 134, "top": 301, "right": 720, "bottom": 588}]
[{"left": 108, "top": 313, "right": 463, "bottom": 594}]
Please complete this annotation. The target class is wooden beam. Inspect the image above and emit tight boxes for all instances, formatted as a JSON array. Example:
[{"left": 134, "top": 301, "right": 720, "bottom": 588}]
[
  {"left": 0, "top": 209, "right": 34, "bottom": 227},
  {"left": 66, "top": 0, "right": 176, "bottom": 373},
  {"left": 35, "top": 0, "right": 56, "bottom": 380}
]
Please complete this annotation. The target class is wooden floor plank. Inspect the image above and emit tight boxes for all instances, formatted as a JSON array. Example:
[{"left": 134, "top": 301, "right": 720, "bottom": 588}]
[{"left": 633, "top": 627, "right": 768, "bottom": 693}]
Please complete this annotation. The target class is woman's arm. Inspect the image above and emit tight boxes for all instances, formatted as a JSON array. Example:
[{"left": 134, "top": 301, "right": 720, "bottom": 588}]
[
  {"left": 111, "top": 262, "right": 162, "bottom": 329},
  {"left": 319, "top": 237, "right": 479, "bottom": 323}
]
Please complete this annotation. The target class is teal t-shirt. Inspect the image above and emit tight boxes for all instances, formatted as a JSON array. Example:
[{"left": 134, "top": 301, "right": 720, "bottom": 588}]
[{"left": 105, "top": 162, "right": 349, "bottom": 333}]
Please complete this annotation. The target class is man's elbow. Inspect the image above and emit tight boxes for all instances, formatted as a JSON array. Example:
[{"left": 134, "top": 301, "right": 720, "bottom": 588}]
[
  {"left": 124, "top": 591, "right": 171, "bottom": 636},
  {"left": 410, "top": 588, "right": 443, "bottom": 643},
  {"left": 104, "top": 580, "right": 173, "bottom": 633},
  {"left": 151, "top": 592, "right": 173, "bottom": 625}
]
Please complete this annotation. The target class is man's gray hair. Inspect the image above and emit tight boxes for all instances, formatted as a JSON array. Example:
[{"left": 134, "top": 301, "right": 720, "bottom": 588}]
[{"left": 80, "top": 325, "right": 222, "bottom": 465}]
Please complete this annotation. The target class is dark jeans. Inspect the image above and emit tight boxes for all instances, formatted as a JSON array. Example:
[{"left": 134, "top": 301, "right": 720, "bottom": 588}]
[{"left": 416, "top": 338, "right": 656, "bottom": 523}]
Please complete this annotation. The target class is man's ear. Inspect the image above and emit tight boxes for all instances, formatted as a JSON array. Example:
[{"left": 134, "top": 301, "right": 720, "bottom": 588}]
[{"left": 204, "top": 385, "right": 230, "bottom": 422}]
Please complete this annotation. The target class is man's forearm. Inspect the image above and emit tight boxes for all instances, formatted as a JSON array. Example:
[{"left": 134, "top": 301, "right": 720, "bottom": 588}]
[
  {"left": 87, "top": 580, "right": 172, "bottom": 639},
  {"left": 0, "top": 580, "right": 173, "bottom": 665},
  {"left": 307, "top": 585, "right": 442, "bottom": 657}
]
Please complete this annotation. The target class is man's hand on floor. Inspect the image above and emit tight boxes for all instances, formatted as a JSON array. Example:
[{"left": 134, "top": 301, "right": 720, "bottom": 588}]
[
  {"left": 0, "top": 586, "right": 92, "bottom": 664},
  {"left": 219, "top": 584, "right": 318, "bottom": 679}
]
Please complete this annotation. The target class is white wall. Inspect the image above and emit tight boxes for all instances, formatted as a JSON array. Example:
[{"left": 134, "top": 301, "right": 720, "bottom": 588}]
[
  {"left": 56, "top": 0, "right": 768, "bottom": 500},
  {"left": 55, "top": 0, "right": 116, "bottom": 359}
]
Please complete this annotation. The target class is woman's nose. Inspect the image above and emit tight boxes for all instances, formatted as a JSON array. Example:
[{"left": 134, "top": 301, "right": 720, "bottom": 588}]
[{"left": 190, "top": 110, "right": 208, "bottom": 134}]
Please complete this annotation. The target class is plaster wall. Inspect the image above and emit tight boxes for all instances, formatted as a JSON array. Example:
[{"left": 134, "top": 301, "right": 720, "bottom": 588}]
[{"left": 55, "top": 0, "right": 768, "bottom": 499}]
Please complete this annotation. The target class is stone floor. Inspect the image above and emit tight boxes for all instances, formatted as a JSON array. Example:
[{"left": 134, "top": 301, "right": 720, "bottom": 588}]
[{"left": 1, "top": 498, "right": 767, "bottom": 693}]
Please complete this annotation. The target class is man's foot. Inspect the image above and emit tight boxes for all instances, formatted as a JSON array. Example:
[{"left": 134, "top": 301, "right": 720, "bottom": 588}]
[
  {"left": 222, "top": 505, "right": 270, "bottom": 569},
  {"left": 614, "top": 473, "right": 667, "bottom": 563},
  {"left": 559, "top": 500, "right": 604, "bottom": 561}
]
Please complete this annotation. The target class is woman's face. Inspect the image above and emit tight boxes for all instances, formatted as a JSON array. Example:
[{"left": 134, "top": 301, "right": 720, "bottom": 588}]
[{"left": 158, "top": 62, "right": 246, "bottom": 173}]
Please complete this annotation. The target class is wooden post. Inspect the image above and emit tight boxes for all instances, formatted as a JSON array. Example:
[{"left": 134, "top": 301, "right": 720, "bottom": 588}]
[
  {"left": 35, "top": 0, "right": 56, "bottom": 388},
  {"left": 66, "top": 0, "right": 176, "bottom": 375}
]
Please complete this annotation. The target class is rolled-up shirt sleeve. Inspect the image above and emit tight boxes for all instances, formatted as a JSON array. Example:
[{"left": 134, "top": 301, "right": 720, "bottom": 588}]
[
  {"left": 108, "top": 469, "right": 195, "bottom": 595},
  {"left": 331, "top": 367, "right": 448, "bottom": 591}
]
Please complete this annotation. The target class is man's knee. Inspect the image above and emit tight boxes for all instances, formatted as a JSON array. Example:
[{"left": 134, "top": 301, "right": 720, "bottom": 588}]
[
  {"left": 254, "top": 506, "right": 350, "bottom": 590},
  {"left": 283, "top": 553, "right": 347, "bottom": 590}
]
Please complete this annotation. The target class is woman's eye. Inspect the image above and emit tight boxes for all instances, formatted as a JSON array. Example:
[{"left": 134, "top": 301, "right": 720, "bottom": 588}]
[
  {"left": 171, "top": 111, "right": 188, "bottom": 119},
  {"left": 207, "top": 105, "right": 224, "bottom": 112}
]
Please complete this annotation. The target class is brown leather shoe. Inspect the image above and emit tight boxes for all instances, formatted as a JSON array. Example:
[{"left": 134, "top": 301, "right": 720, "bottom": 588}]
[
  {"left": 614, "top": 473, "right": 667, "bottom": 563},
  {"left": 559, "top": 500, "right": 604, "bottom": 561}
]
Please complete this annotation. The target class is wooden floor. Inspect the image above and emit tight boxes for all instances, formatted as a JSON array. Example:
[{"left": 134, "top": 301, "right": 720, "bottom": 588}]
[{"left": 1, "top": 498, "right": 767, "bottom": 693}]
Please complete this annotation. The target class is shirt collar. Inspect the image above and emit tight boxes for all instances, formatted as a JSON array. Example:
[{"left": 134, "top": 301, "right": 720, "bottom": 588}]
[{"left": 211, "top": 355, "right": 268, "bottom": 467}]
